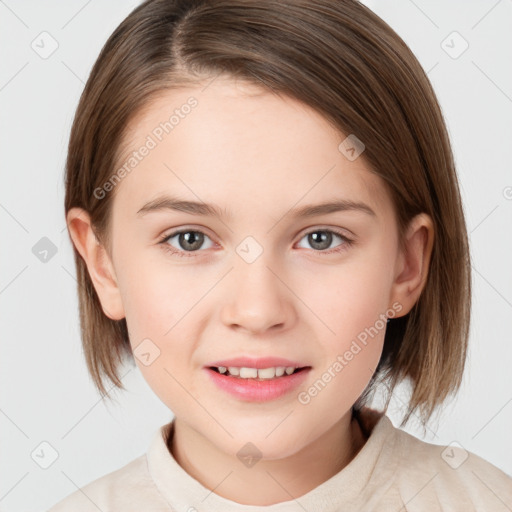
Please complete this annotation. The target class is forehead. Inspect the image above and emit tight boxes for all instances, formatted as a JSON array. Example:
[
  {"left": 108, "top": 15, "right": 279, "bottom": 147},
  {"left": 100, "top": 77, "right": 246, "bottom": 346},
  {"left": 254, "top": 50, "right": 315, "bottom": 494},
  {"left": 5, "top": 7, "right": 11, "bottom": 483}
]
[{"left": 112, "top": 77, "right": 390, "bottom": 219}]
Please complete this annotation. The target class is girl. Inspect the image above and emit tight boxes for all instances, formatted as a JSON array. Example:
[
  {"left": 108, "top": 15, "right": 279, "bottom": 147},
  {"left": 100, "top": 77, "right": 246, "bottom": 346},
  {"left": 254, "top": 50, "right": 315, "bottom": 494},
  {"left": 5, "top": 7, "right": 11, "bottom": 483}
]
[{"left": 49, "top": 0, "right": 512, "bottom": 510}]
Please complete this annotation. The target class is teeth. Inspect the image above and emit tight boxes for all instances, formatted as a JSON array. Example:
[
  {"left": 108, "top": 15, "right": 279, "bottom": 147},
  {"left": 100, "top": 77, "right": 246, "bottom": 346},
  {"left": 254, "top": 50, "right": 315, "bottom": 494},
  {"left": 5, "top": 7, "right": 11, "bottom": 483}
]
[
  {"left": 217, "top": 366, "right": 299, "bottom": 379},
  {"left": 275, "top": 367, "right": 285, "bottom": 377},
  {"left": 257, "top": 367, "right": 277, "bottom": 379},
  {"left": 239, "top": 367, "right": 258, "bottom": 378}
]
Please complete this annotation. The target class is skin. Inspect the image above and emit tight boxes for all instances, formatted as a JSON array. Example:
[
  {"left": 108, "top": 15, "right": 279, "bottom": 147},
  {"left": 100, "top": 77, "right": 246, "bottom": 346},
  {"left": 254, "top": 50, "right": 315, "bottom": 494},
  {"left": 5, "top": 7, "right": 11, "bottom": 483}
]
[{"left": 67, "top": 76, "right": 434, "bottom": 506}]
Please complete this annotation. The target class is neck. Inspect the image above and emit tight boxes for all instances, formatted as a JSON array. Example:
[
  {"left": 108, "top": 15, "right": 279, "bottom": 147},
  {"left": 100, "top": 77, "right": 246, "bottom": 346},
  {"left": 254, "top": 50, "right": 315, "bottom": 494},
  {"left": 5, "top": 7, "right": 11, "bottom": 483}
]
[{"left": 168, "top": 409, "right": 368, "bottom": 506}]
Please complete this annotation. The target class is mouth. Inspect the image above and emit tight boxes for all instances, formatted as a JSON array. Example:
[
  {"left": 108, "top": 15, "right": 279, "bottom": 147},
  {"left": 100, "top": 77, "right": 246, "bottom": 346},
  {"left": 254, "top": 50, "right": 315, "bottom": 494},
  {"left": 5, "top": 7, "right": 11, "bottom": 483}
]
[
  {"left": 204, "top": 363, "right": 312, "bottom": 402},
  {"left": 208, "top": 365, "right": 310, "bottom": 380}
]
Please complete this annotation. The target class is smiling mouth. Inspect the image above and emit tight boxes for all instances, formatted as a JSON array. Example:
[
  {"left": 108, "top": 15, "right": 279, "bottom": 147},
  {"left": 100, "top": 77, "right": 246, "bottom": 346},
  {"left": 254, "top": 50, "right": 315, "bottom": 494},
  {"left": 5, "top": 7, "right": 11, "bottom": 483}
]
[{"left": 208, "top": 366, "right": 310, "bottom": 380}]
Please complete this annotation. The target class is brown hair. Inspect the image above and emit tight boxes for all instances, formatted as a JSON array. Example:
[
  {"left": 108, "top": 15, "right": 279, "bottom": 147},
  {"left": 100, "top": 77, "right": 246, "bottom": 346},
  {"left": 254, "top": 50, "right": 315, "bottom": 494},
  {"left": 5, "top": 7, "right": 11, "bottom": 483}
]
[{"left": 64, "top": 0, "right": 471, "bottom": 428}]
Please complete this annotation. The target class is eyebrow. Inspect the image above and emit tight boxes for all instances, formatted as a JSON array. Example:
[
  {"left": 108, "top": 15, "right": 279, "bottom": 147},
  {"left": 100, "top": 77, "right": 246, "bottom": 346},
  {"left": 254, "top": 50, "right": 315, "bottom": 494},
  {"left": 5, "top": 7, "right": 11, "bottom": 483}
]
[{"left": 136, "top": 194, "right": 376, "bottom": 220}]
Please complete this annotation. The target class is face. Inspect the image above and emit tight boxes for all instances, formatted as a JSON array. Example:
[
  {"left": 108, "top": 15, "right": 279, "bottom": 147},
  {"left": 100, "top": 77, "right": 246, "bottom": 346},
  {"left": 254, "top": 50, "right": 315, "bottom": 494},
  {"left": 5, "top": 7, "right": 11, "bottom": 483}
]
[{"left": 90, "top": 77, "right": 408, "bottom": 458}]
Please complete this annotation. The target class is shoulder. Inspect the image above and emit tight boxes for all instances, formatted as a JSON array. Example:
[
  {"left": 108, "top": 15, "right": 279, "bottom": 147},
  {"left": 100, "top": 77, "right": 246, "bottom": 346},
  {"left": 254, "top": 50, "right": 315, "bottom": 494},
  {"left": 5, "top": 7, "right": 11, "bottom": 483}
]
[
  {"left": 46, "top": 453, "right": 170, "bottom": 512},
  {"left": 388, "top": 424, "right": 512, "bottom": 511}
]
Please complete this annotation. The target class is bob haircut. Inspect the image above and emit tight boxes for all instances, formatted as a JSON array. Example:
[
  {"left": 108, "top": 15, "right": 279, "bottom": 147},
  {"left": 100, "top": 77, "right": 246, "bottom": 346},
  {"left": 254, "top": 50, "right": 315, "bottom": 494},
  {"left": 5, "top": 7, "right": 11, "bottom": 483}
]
[{"left": 64, "top": 0, "right": 471, "bottom": 428}]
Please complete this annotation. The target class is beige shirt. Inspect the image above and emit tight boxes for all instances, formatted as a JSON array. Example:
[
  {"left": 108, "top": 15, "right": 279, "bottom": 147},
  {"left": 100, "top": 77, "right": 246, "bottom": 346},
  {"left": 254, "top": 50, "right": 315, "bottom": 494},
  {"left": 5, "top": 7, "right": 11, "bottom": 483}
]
[{"left": 47, "top": 407, "right": 512, "bottom": 511}]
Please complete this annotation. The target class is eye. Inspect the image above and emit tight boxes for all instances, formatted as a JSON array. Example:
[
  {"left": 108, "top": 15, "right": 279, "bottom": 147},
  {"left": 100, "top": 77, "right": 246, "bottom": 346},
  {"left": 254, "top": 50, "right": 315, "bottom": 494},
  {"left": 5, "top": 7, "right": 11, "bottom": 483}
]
[
  {"left": 296, "top": 228, "right": 353, "bottom": 254},
  {"left": 158, "top": 229, "right": 214, "bottom": 257},
  {"left": 157, "top": 227, "right": 354, "bottom": 258}
]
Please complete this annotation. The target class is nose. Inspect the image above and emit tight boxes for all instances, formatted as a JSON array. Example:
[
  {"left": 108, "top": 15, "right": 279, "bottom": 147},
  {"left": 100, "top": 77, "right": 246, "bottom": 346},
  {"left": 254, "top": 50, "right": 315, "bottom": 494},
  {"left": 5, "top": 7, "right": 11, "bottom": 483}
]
[{"left": 220, "top": 256, "right": 296, "bottom": 335}]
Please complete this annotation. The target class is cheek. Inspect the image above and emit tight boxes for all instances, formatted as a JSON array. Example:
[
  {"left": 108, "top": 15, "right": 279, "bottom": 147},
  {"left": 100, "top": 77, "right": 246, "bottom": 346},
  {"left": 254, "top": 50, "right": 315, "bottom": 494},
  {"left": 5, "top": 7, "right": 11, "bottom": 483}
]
[
  {"left": 117, "top": 254, "right": 207, "bottom": 383},
  {"left": 298, "top": 237, "right": 395, "bottom": 389},
  {"left": 303, "top": 268, "right": 389, "bottom": 412},
  {"left": 305, "top": 253, "right": 394, "bottom": 342},
  {"left": 118, "top": 251, "right": 198, "bottom": 335},
  {"left": 118, "top": 260, "right": 198, "bottom": 408}
]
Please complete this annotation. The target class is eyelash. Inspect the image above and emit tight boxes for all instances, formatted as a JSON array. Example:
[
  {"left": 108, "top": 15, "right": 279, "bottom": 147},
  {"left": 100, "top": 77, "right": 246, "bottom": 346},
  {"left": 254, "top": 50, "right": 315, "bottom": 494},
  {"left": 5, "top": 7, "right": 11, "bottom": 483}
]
[{"left": 157, "top": 227, "right": 354, "bottom": 259}]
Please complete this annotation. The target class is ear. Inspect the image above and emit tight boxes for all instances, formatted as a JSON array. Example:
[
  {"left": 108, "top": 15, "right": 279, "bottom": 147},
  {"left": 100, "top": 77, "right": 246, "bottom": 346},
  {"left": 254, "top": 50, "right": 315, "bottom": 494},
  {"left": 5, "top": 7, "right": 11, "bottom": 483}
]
[
  {"left": 66, "top": 207, "right": 125, "bottom": 320},
  {"left": 389, "top": 213, "right": 434, "bottom": 317}
]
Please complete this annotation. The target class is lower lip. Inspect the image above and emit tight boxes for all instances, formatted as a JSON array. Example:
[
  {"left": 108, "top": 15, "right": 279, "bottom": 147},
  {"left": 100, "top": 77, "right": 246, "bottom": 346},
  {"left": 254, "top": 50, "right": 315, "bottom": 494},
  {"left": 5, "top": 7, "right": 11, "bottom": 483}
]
[{"left": 205, "top": 367, "right": 311, "bottom": 402}]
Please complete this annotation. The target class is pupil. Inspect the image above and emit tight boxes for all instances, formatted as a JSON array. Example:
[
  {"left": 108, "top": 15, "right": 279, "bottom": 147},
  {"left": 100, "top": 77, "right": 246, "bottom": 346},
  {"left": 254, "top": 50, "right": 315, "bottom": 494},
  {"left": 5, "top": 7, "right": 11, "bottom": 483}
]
[
  {"left": 309, "top": 231, "right": 331, "bottom": 250},
  {"left": 180, "top": 231, "right": 204, "bottom": 251}
]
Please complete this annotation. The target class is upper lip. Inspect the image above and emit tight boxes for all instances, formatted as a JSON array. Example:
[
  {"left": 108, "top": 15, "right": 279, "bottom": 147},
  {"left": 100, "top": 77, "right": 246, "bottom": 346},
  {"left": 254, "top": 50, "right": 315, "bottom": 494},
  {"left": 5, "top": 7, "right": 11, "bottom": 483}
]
[{"left": 206, "top": 357, "right": 309, "bottom": 369}]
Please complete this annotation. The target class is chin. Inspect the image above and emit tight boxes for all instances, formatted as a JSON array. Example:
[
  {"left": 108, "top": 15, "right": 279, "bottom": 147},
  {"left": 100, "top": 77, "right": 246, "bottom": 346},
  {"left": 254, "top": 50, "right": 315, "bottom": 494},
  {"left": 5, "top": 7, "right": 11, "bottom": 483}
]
[{"left": 217, "top": 422, "right": 308, "bottom": 461}]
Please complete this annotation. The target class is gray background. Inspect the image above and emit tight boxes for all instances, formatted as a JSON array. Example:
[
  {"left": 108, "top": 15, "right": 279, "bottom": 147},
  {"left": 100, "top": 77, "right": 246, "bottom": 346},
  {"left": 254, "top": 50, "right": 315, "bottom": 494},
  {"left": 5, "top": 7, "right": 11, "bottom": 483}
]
[{"left": 1, "top": 1, "right": 511, "bottom": 511}]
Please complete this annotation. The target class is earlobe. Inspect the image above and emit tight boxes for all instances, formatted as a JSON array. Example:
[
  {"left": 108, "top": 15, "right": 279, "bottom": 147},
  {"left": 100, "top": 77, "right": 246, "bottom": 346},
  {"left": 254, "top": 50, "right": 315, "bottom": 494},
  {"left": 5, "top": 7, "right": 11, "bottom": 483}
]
[
  {"left": 389, "top": 213, "right": 434, "bottom": 317},
  {"left": 66, "top": 207, "right": 125, "bottom": 321}
]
